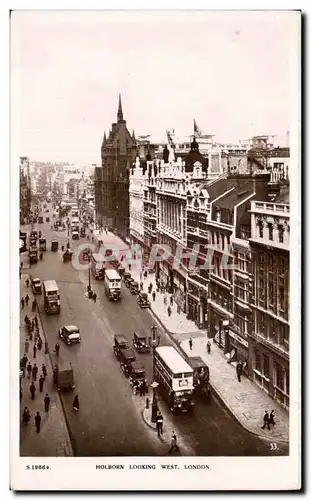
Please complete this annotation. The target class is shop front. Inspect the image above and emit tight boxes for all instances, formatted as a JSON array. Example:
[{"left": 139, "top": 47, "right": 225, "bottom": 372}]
[
  {"left": 209, "top": 306, "right": 230, "bottom": 352},
  {"left": 227, "top": 330, "right": 249, "bottom": 374}
]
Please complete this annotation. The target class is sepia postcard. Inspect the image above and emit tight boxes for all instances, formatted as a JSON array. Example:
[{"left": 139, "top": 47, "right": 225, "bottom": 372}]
[{"left": 10, "top": 8, "right": 301, "bottom": 491}]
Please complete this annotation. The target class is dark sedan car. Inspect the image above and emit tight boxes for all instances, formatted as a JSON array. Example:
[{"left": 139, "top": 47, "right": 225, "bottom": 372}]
[
  {"left": 58, "top": 325, "right": 81, "bottom": 345},
  {"left": 31, "top": 278, "right": 42, "bottom": 295}
]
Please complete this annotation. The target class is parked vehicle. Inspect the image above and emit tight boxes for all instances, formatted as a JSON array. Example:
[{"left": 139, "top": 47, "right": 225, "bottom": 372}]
[
  {"left": 56, "top": 362, "right": 75, "bottom": 391},
  {"left": 30, "top": 230, "right": 38, "bottom": 240},
  {"left": 187, "top": 356, "right": 210, "bottom": 401},
  {"left": 129, "top": 361, "right": 148, "bottom": 389},
  {"left": 133, "top": 332, "right": 150, "bottom": 353},
  {"left": 28, "top": 247, "right": 38, "bottom": 263},
  {"left": 119, "top": 348, "right": 136, "bottom": 377},
  {"left": 31, "top": 277, "right": 42, "bottom": 294},
  {"left": 118, "top": 266, "right": 125, "bottom": 277},
  {"left": 51, "top": 240, "right": 58, "bottom": 252},
  {"left": 123, "top": 271, "right": 131, "bottom": 284},
  {"left": 137, "top": 292, "right": 150, "bottom": 308},
  {"left": 63, "top": 249, "right": 73, "bottom": 262},
  {"left": 58, "top": 325, "right": 81, "bottom": 345},
  {"left": 113, "top": 334, "right": 129, "bottom": 360},
  {"left": 72, "top": 231, "right": 79, "bottom": 240},
  {"left": 155, "top": 346, "right": 195, "bottom": 414},
  {"left": 46, "top": 217, "right": 50, "bottom": 223},
  {"left": 125, "top": 277, "right": 135, "bottom": 289},
  {"left": 130, "top": 281, "right": 139, "bottom": 295}
]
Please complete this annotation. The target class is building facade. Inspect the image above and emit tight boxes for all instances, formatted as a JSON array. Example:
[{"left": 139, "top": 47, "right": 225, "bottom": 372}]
[
  {"left": 95, "top": 95, "right": 136, "bottom": 239},
  {"left": 20, "top": 156, "right": 31, "bottom": 223},
  {"left": 248, "top": 200, "right": 290, "bottom": 409}
]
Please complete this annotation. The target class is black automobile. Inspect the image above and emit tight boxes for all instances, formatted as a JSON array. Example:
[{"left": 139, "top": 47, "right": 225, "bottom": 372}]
[
  {"left": 118, "top": 266, "right": 125, "bottom": 277},
  {"left": 137, "top": 292, "right": 150, "bottom": 308},
  {"left": 126, "top": 277, "right": 135, "bottom": 289},
  {"left": 119, "top": 348, "right": 136, "bottom": 377},
  {"left": 31, "top": 277, "right": 42, "bottom": 295},
  {"left": 130, "top": 281, "right": 139, "bottom": 295},
  {"left": 113, "top": 334, "right": 129, "bottom": 359},
  {"left": 129, "top": 361, "right": 148, "bottom": 390},
  {"left": 51, "top": 240, "right": 58, "bottom": 252},
  {"left": 58, "top": 325, "right": 81, "bottom": 345},
  {"left": 133, "top": 332, "right": 150, "bottom": 353},
  {"left": 123, "top": 271, "right": 131, "bottom": 284}
]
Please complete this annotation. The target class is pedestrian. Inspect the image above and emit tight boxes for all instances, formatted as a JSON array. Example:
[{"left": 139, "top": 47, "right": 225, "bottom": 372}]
[
  {"left": 53, "top": 364, "right": 59, "bottom": 386},
  {"left": 163, "top": 295, "right": 167, "bottom": 306},
  {"left": 25, "top": 294, "right": 29, "bottom": 306},
  {"left": 168, "top": 431, "right": 179, "bottom": 454},
  {"left": 128, "top": 263, "right": 131, "bottom": 272},
  {"left": 39, "top": 375, "right": 45, "bottom": 393},
  {"left": 25, "top": 278, "right": 29, "bottom": 288},
  {"left": 93, "top": 292, "right": 97, "bottom": 303},
  {"left": 37, "top": 336, "right": 42, "bottom": 351},
  {"left": 26, "top": 362, "right": 32, "bottom": 379},
  {"left": 20, "top": 386, "right": 23, "bottom": 401},
  {"left": 167, "top": 306, "right": 172, "bottom": 317},
  {"left": 32, "top": 299, "right": 36, "bottom": 312},
  {"left": 34, "top": 315, "right": 38, "bottom": 328},
  {"left": 54, "top": 342, "right": 60, "bottom": 357},
  {"left": 21, "top": 297, "right": 24, "bottom": 309},
  {"left": 156, "top": 412, "right": 164, "bottom": 437},
  {"left": 261, "top": 410, "right": 270, "bottom": 430},
  {"left": 30, "top": 381, "right": 36, "bottom": 400},
  {"left": 24, "top": 339, "right": 30, "bottom": 354},
  {"left": 170, "top": 295, "right": 174, "bottom": 306},
  {"left": 21, "top": 354, "right": 28, "bottom": 376},
  {"left": 139, "top": 381, "right": 144, "bottom": 397},
  {"left": 32, "top": 363, "right": 38, "bottom": 381},
  {"left": 42, "top": 363, "right": 47, "bottom": 378},
  {"left": 206, "top": 340, "right": 211, "bottom": 354},
  {"left": 73, "top": 394, "right": 80, "bottom": 411},
  {"left": 44, "top": 342, "right": 49, "bottom": 354},
  {"left": 269, "top": 410, "right": 276, "bottom": 427},
  {"left": 34, "top": 411, "right": 41, "bottom": 433},
  {"left": 189, "top": 338, "right": 193, "bottom": 351},
  {"left": 22, "top": 407, "right": 30, "bottom": 425},
  {"left": 140, "top": 282, "right": 143, "bottom": 291},
  {"left": 152, "top": 291, "right": 156, "bottom": 302},
  {"left": 236, "top": 361, "right": 243, "bottom": 383},
  {"left": 33, "top": 343, "right": 37, "bottom": 359}
]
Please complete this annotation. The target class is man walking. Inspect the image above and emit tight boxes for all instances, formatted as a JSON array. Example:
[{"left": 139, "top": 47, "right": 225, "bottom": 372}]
[
  {"left": 39, "top": 375, "right": 45, "bottom": 393},
  {"left": 21, "top": 297, "right": 24, "bottom": 309},
  {"left": 236, "top": 361, "right": 243, "bottom": 383},
  {"left": 156, "top": 412, "right": 164, "bottom": 437},
  {"left": 167, "top": 306, "right": 172, "bottom": 317},
  {"left": 30, "top": 381, "right": 36, "bottom": 400},
  {"left": 269, "top": 410, "right": 276, "bottom": 427},
  {"left": 22, "top": 407, "right": 30, "bottom": 425},
  {"left": 34, "top": 411, "right": 41, "bottom": 433},
  {"left": 206, "top": 340, "right": 211, "bottom": 354},
  {"left": 25, "top": 294, "right": 29, "bottom": 306},
  {"left": 42, "top": 363, "right": 47, "bottom": 379},
  {"left": 33, "top": 343, "right": 37, "bottom": 359},
  {"left": 25, "top": 278, "right": 29, "bottom": 288},
  {"left": 262, "top": 410, "right": 270, "bottom": 430},
  {"left": 189, "top": 338, "right": 193, "bottom": 351},
  {"left": 24, "top": 339, "right": 30, "bottom": 354},
  {"left": 168, "top": 431, "right": 179, "bottom": 454},
  {"left": 44, "top": 393, "right": 50, "bottom": 412},
  {"left": 26, "top": 362, "right": 32, "bottom": 379},
  {"left": 32, "top": 363, "right": 38, "bottom": 381},
  {"left": 152, "top": 291, "right": 156, "bottom": 302},
  {"left": 170, "top": 295, "right": 174, "bottom": 306},
  {"left": 93, "top": 292, "right": 97, "bottom": 303}
]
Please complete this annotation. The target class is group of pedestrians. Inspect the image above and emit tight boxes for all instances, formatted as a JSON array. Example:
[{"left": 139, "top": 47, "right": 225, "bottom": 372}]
[
  {"left": 155, "top": 412, "right": 180, "bottom": 454},
  {"left": 22, "top": 394, "right": 51, "bottom": 433},
  {"left": 262, "top": 410, "right": 276, "bottom": 430}
]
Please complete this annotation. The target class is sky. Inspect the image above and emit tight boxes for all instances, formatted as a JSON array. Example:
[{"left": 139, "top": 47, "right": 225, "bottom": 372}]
[{"left": 11, "top": 10, "right": 300, "bottom": 165}]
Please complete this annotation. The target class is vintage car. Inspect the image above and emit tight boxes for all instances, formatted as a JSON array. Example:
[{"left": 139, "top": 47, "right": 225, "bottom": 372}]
[
  {"left": 118, "top": 266, "right": 125, "bottom": 277},
  {"left": 30, "top": 230, "right": 38, "bottom": 240},
  {"left": 125, "top": 277, "right": 135, "bottom": 289},
  {"left": 113, "top": 334, "right": 129, "bottom": 359},
  {"left": 58, "top": 325, "right": 81, "bottom": 345},
  {"left": 46, "top": 217, "right": 50, "bottom": 223},
  {"left": 63, "top": 249, "right": 73, "bottom": 262},
  {"left": 72, "top": 231, "right": 79, "bottom": 240},
  {"left": 129, "top": 361, "right": 148, "bottom": 390},
  {"left": 123, "top": 271, "right": 131, "bottom": 284},
  {"left": 31, "top": 277, "right": 42, "bottom": 295},
  {"left": 133, "top": 332, "right": 150, "bottom": 353},
  {"left": 187, "top": 356, "right": 210, "bottom": 401},
  {"left": 118, "top": 348, "right": 136, "bottom": 377},
  {"left": 129, "top": 281, "right": 139, "bottom": 295},
  {"left": 39, "top": 237, "right": 47, "bottom": 251},
  {"left": 51, "top": 240, "right": 58, "bottom": 252},
  {"left": 137, "top": 292, "right": 150, "bottom": 308},
  {"left": 80, "top": 228, "right": 86, "bottom": 237},
  {"left": 55, "top": 362, "right": 75, "bottom": 391}
]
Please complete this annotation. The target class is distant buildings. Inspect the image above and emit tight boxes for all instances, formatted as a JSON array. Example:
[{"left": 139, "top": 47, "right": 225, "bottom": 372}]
[{"left": 20, "top": 156, "right": 31, "bottom": 222}]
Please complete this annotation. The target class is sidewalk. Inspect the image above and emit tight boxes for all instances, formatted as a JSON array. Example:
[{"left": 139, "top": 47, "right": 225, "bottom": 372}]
[
  {"left": 93, "top": 230, "right": 289, "bottom": 443},
  {"left": 20, "top": 275, "right": 73, "bottom": 456}
]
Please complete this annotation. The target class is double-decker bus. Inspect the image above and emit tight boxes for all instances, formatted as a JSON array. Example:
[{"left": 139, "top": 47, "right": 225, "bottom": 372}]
[
  {"left": 43, "top": 280, "right": 60, "bottom": 314},
  {"left": 91, "top": 253, "right": 106, "bottom": 280},
  {"left": 155, "top": 346, "right": 195, "bottom": 414}
]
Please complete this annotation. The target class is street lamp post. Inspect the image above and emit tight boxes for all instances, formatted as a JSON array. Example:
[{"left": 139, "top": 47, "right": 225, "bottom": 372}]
[
  {"left": 67, "top": 220, "right": 70, "bottom": 249},
  {"left": 148, "top": 325, "right": 160, "bottom": 422},
  {"left": 87, "top": 251, "right": 92, "bottom": 296}
]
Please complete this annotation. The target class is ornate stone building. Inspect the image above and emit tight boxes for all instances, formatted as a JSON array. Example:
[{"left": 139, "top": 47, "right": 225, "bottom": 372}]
[{"left": 95, "top": 95, "right": 136, "bottom": 239}]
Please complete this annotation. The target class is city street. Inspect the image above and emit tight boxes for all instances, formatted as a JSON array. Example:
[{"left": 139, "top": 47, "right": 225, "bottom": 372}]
[{"left": 22, "top": 203, "right": 288, "bottom": 456}]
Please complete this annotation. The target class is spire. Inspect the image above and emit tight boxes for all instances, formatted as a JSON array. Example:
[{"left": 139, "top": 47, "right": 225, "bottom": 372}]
[
  {"left": 102, "top": 132, "right": 107, "bottom": 146},
  {"left": 117, "top": 93, "right": 123, "bottom": 122},
  {"left": 132, "top": 130, "right": 136, "bottom": 141}
]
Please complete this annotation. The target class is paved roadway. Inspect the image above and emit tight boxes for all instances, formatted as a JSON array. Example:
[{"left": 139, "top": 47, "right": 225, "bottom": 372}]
[{"left": 22, "top": 203, "right": 288, "bottom": 456}]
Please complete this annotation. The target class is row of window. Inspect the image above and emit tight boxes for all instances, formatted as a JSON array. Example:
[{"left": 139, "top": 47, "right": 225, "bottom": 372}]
[
  {"left": 257, "top": 220, "right": 288, "bottom": 243},
  {"left": 253, "top": 350, "right": 289, "bottom": 405},
  {"left": 256, "top": 312, "right": 289, "bottom": 350}
]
